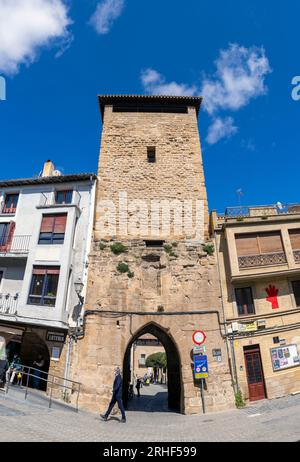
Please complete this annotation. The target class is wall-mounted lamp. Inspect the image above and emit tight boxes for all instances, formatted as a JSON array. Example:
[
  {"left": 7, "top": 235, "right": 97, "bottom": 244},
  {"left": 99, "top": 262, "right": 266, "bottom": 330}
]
[{"left": 74, "top": 279, "right": 84, "bottom": 305}]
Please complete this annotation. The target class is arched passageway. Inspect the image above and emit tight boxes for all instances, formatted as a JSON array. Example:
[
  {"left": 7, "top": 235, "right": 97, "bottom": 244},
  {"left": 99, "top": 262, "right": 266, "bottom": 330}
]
[{"left": 123, "top": 323, "right": 181, "bottom": 412}]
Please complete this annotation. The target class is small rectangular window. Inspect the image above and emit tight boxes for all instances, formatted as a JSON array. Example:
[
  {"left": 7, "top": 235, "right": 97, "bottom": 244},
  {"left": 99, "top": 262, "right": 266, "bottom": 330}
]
[
  {"left": 28, "top": 266, "right": 60, "bottom": 307},
  {"left": 39, "top": 213, "right": 67, "bottom": 245},
  {"left": 55, "top": 190, "right": 73, "bottom": 205},
  {"left": 147, "top": 147, "right": 156, "bottom": 163},
  {"left": 292, "top": 280, "right": 300, "bottom": 307},
  {"left": 144, "top": 240, "right": 165, "bottom": 247},
  {"left": 235, "top": 287, "right": 255, "bottom": 316},
  {"left": 3, "top": 193, "right": 19, "bottom": 214}
]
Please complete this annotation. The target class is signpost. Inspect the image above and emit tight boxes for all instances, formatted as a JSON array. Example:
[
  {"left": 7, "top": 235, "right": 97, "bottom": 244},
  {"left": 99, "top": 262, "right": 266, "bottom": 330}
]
[{"left": 192, "top": 330, "right": 208, "bottom": 414}]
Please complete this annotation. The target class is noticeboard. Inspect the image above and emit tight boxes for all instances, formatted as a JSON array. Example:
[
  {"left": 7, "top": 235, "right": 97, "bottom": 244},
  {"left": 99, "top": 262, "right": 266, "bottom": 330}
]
[
  {"left": 270, "top": 344, "right": 300, "bottom": 371},
  {"left": 193, "top": 354, "right": 209, "bottom": 379}
]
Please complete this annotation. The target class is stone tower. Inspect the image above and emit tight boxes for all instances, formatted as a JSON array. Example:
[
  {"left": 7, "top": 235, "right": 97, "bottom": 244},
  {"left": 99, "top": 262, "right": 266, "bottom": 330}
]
[{"left": 72, "top": 95, "right": 234, "bottom": 414}]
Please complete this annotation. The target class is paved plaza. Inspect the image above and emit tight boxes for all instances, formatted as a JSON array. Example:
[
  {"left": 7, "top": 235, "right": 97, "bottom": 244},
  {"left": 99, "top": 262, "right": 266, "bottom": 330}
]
[{"left": 1, "top": 383, "right": 300, "bottom": 442}]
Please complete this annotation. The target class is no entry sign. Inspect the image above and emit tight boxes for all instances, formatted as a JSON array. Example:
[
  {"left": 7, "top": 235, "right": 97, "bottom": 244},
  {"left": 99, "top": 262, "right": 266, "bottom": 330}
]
[{"left": 192, "top": 330, "right": 206, "bottom": 346}]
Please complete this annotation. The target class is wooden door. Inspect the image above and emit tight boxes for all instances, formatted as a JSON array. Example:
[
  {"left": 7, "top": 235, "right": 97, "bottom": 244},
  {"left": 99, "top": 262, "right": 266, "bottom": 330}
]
[{"left": 244, "top": 347, "right": 266, "bottom": 401}]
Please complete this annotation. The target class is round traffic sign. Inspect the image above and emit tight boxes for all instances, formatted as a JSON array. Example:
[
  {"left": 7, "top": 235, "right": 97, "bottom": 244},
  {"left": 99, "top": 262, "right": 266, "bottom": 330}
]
[{"left": 192, "top": 330, "right": 206, "bottom": 346}]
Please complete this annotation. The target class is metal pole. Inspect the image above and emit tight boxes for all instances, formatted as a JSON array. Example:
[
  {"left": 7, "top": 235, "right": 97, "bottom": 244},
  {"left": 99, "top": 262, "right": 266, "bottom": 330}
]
[
  {"left": 49, "top": 375, "right": 54, "bottom": 409},
  {"left": 200, "top": 379, "right": 206, "bottom": 414},
  {"left": 25, "top": 367, "right": 30, "bottom": 400}
]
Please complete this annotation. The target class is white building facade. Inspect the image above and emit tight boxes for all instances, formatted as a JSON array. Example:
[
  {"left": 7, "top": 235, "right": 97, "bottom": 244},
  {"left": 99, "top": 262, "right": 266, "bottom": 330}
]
[{"left": 0, "top": 161, "right": 96, "bottom": 385}]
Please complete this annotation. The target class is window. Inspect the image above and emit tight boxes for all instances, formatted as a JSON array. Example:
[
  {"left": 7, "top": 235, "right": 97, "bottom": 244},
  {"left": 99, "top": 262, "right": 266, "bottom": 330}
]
[
  {"left": 38, "top": 214, "right": 67, "bottom": 245},
  {"left": 140, "top": 354, "right": 146, "bottom": 365},
  {"left": 55, "top": 190, "right": 73, "bottom": 205},
  {"left": 236, "top": 232, "right": 284, "bottom": 256},
  {"left": 147, "top": 147, "right": 156, "bottom": 163},
  {"left": 3, "top": 193, "right": 19, "bottom": 214},
  {"left": 144, "top": 240, "right": 165, "bottom": 248},
  {"left": 0, "top": 222, "right": 15, "bottom": 250},
  {"left": 235, "top": 287, "right": 255, "bottom": 316},
  {"left": 289, "top": 230, "right": 300, "bottom": 250},
  {"left": 28, "top": 266, "right": 60, "bottom": 306},
  {"left": 292, "top": 280, "right": 300, "bottom": 307}
]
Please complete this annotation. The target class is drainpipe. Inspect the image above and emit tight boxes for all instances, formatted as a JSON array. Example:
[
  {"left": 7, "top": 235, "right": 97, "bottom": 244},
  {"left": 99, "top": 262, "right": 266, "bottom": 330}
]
[
  {"left": 63, "top": 335, "right": 73, "bottom": 396},
  {"left": 214, "top": 229, "right": 237, "bottom": 393}
]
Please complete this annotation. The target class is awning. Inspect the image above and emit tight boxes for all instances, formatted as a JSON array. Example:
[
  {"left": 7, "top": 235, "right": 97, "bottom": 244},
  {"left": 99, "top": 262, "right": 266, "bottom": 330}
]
[{"left": 0, "top": 325, "right": 24, "bottom": 336}]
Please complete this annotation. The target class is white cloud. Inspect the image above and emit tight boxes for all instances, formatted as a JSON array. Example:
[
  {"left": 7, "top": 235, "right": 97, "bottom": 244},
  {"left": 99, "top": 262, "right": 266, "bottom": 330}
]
[
  {"left": 201, "top": 43, "right": 272, "bottom": 115},
  {"left": 206, "top": 117, "right": 238, "bottom": 145},
  {"left": 0, "top": 0, "right": 72, "bottom": 75},
  {"left": 90, "top": 0, "right": 125, "bottom": 35},
  {"left": 141, "top": 68, "right": 197, "bottom": 96}
]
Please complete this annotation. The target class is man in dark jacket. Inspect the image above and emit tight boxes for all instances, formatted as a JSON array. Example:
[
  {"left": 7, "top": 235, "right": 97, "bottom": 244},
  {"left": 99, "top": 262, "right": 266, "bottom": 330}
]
[{"left": 100, "top": 367, "right": 126, "bottom": 423}]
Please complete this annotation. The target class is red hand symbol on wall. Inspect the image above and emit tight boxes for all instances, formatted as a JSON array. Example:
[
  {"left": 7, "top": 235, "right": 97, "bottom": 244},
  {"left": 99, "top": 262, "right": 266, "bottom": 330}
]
[{"left": 265, "top": 284, "right": 279, "bottom": 309}]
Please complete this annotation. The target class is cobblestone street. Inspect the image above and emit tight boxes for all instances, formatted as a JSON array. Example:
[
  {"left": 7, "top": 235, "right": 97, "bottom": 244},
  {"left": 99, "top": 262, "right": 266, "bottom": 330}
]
[{"left": 1, "top": 384, "right": 300, "bottom": 442}]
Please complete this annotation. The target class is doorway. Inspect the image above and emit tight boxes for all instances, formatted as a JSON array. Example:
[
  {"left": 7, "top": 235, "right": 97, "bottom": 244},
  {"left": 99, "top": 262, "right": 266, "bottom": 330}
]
[
  {"left": 123, "top": 323, "right": 181, "bottom": 413},
  {"left": 244, "top": 345, "right": 266, "bottom": 401}
]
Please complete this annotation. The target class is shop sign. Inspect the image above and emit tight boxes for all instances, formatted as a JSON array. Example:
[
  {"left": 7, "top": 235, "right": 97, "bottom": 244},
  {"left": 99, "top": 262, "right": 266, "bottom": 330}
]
[
  {"left": 271, "top": 344, "right": 300, "bottom": 371},
  {"left": 47, "top": 331, "right": 66, "bottom": 343},
  {"left": 239, "top": 321, "right": 257, "bottom": 333}
]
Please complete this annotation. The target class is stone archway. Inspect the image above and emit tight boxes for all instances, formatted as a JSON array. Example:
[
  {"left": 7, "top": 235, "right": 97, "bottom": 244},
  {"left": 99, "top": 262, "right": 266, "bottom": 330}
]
[
  {"left": 123, "top": 322, "right": 181, "bottom": 412},
  {"left": 19, "top": 331, "right": 50, "bottom": 391}
]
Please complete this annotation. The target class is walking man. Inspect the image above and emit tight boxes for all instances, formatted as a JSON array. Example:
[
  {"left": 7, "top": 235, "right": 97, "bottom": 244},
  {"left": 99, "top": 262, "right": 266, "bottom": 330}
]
[
  {"left": 100, "top": 367, "right": 126, "bottom": 423},
  {"left": 136, "top": 377, "right": 142, "bottom": 397}
]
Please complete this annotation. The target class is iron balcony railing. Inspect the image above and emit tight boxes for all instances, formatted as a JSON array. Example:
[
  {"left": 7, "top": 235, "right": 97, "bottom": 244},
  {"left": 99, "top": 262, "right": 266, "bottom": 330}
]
[
  {"left": 224, "top": 203, "right": 300, "bottom": 219},
  {"left": 0, "top": 293, "right": 19, "bottom": 315},
  {"left": 39, "top": 190, "right": 81, "bottom": 208},
  {"left": 0, "top": 235, "right": 30, "bottom": 254}
]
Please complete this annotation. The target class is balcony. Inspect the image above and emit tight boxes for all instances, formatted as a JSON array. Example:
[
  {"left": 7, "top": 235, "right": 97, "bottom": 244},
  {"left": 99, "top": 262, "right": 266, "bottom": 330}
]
[
  {"left": 223, "top": 203, "right": 300, "bottom": 220},
  {"left": 238, "top": 252, "right": 287, "bottom": 269},
  {"left": 0, "top": 293, "right": 19, "bottom": 315},
  {"left": 38, "top": 191, "right": 82, "bottom": 208},
  {"left": 0, "top": 235, "right": 31, "bottom": 255}
]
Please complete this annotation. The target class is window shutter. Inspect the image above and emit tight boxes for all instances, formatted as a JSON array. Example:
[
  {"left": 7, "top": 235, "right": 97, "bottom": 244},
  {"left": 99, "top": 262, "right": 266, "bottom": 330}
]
[
  {"left": 236, "top": 234, "right": 259, "bottom": 256},
  {"left": 33, "top": 266, "right": 60, "bottom": 275},
  {"left": 33, "top": 267, "right": 47, "bottom": 275},
  {"left": 289, "top": 230, "right": 300, "bottom": 250},
  {"left": 53, "top": 214, "right": 67, "bottom": 233},
  {"left": 258, "top": 232, "right": 283, "bottom": 253},
  {"left": 5, "top": 221, "right": 16, "bottom": 250},
  {"left": 40, "top": 215, "right": 55, "bottom": 233}
]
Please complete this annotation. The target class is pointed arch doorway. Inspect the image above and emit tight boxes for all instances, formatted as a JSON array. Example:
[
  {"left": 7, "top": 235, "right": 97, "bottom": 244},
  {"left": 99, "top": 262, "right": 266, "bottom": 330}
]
[{"left": 123, "top": 323, "right": 181, "bottom": 413}]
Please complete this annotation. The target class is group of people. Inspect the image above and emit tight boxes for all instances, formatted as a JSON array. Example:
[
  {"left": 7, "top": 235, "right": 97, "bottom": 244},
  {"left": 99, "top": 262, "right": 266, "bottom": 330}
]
[{"left": 0, "top": 353, "right": 46, "bottom": 390}]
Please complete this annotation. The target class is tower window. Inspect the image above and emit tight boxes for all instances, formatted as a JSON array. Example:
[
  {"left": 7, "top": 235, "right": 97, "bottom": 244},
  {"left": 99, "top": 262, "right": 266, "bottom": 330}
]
[{"left": 147, "top": 147, "right": 156, "bottom": 163}]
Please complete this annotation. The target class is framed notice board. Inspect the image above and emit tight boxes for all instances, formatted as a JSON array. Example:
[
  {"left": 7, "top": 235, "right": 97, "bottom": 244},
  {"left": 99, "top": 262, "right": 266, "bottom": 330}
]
[{"left": 270, "top": 344, "right": 300, "bottom": 371}]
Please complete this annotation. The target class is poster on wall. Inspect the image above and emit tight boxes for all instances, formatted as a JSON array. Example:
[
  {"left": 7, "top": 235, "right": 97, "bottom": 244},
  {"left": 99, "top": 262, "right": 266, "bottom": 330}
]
[{"left": 270, "top": 344, "right": 300, "bottom": 371}]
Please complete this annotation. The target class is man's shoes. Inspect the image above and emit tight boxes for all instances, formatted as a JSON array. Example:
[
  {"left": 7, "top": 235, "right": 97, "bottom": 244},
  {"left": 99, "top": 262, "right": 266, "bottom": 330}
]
[
  {"left": 120, "top": 418, "right": 126, "bottom": 423},
  {"left": 100, "top": 414, "right": 108, "bottom": 421}
]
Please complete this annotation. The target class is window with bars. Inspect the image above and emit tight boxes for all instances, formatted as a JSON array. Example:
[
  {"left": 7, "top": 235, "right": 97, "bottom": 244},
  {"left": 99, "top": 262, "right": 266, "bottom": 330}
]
[
  {"left": 38, "top": 214, "right": 67, "bottom": 245},
  {"left": 235, "top": 287, "right": 255, "bottom": 316},
  {"left": 55, "top": 190, "right": 73, "bottom": 205},
  {"left": 3, "top": 193, "right": 19, "bottom": 213},
  {"left": 28, "top": 266, "right": 60, "bottom": 306}
]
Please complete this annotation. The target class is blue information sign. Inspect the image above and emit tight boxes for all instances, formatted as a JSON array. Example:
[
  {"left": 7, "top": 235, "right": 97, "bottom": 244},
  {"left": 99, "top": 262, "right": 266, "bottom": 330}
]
[{"left": 194, "top": 354, "right": 209, "bottom": 379}]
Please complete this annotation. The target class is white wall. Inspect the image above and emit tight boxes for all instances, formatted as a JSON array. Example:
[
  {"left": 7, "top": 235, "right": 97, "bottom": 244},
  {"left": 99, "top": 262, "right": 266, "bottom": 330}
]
[{"left": 0, "top": 178, "right": 96, "bottom": 329}]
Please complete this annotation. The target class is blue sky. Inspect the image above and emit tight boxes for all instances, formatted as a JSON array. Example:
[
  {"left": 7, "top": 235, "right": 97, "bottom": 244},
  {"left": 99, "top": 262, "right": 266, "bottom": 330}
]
[{"left": 0, "top": 0, "right": 299, "bottom": 213}]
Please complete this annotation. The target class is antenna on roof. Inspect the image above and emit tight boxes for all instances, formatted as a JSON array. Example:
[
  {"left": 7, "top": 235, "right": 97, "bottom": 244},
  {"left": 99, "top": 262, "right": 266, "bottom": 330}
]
[{"left": 236, "top": 188, "right": 244, "bottom": 206}]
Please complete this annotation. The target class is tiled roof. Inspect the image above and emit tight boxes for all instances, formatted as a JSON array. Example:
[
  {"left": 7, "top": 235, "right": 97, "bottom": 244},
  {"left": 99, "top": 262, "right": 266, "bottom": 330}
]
[
  {"left": 0, "top": 173, "right": 97, "bottom": 188},
  {"left": 98, "top": 94, "right": 202, "bottom": 119}
]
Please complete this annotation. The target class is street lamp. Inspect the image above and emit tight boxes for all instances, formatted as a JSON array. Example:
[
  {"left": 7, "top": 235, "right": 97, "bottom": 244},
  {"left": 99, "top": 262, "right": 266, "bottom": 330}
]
[{"left": 74, "top": 279, "right": 84, "bottom": 304}]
